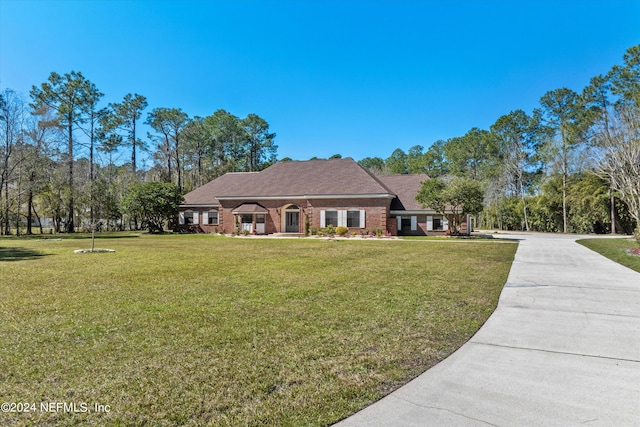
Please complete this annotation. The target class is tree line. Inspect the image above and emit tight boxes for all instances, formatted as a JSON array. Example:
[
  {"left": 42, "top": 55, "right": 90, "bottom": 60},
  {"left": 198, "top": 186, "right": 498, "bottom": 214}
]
[
  {"left": 0, "top": 72, "right": 277, "bottom": 234},
  {"left": 1, "top": 45, "right": 638, "bottom": 235},
  {"left": 356, "top": 45, "right": 640, "bottom": 234}
]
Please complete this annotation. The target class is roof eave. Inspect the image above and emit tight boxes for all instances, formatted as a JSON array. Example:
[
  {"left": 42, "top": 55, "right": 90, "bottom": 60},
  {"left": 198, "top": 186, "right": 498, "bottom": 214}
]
[
  {"left": 217, "top": 193, "right": 395, "bottom": 201},
  {"left": 180, "top": 203, "right": 220, "bottom": 208},
  {"left": 390, "top": 209, "right": 439, "bottom": 215}
]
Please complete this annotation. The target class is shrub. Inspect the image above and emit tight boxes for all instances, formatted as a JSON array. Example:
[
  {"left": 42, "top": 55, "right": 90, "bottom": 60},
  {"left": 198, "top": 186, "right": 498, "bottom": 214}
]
[
  {"left": 243, "top": 229, "right": 250, "bottom": 236},
  {"left": 322, "top": 224, "right": 336, "bottom": 235},
  {"left": 335, "top": 226, "right": 349, "bottom": 236}
]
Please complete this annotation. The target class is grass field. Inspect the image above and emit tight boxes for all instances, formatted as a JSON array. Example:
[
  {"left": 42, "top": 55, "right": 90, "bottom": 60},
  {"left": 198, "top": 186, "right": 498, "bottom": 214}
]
[
  {"left": 577, "top": 237, "right": 640, "bottom": 273},
  {"left": 1, "top": 234, "right": 516, "bottom": 426}
]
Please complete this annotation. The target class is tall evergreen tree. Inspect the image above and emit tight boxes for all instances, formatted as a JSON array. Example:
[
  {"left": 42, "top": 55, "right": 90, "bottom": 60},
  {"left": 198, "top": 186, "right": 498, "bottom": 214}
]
[
  {"left": 102, "top": 93, "right": 147, "bottom": 177},
  {"left": 539, "top": 88, "right": 589, "bottom": 233},
  {"left": 385, "top": 148, "right": 408, "bottom": 174},
  {"left": 240, "top": 113, "right": 277, "bottom": 172},
  {"left": 146, "top": 107, "right": 189, "bottom": 191},
  {"left": 491, "top": 110, "right": 548, "bottom": 231},
  {"left": 30, "top": 71, "right": 95, "bottom": 232}
]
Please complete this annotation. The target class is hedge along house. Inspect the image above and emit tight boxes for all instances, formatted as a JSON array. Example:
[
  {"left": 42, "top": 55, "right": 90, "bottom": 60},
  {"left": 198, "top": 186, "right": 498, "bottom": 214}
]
[{"left": 177, "top": 158, "right": 469, "bottom": 236}]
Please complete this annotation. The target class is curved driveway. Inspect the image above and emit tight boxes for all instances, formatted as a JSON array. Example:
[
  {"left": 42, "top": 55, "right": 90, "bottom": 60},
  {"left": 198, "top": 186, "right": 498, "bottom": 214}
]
[{"left": 336, "top": 233, "right": 640, "bottom": 426}]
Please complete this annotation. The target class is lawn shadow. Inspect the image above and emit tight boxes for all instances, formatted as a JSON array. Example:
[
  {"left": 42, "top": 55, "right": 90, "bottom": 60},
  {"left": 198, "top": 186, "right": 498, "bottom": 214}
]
[{"left": 0, "top": 246, "right": 46, "bottom": 261}]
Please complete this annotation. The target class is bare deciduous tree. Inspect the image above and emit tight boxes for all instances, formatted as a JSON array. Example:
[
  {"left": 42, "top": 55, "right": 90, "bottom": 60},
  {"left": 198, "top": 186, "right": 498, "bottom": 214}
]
[{"left": 595, "top": 106, "right": 640, "bottom": 227}]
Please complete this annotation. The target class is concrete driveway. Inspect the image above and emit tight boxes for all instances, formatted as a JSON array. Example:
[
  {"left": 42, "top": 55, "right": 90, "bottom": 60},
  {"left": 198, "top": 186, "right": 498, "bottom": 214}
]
[{"left": 335, "top": 233, "right": 640, "bottom": 426}]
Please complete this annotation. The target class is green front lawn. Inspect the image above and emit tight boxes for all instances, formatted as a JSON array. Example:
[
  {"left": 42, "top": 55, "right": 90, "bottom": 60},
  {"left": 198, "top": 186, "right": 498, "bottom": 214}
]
[
  {"left": 1, "top": 234, "right": 516, "bottom": 426},
  {"left": 577, "top": 237, "right": 640, "bottom": 273}
]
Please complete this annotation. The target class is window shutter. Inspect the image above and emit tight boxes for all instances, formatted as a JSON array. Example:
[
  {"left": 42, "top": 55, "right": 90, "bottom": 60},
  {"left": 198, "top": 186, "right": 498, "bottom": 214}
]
[
  {"left": 397, "top": 216, "right": 402, "bottom": 231},
  {"left": 443, "top": 216, "right": 449, "bottom": 231},
  {"left": 320, "top": 210, "right": 326, "bottom": 228},
  {"left": 426, "top": 215, "right": 433, "bottom": 231},
  {"left": 202, "top": 211, "right": 208, "bottom": 224},
  {"left": 411, "top": 216, "right": 417, "bottom": 231},
  {"left": 359, "top": 210, "right": 365, "bottom": 228},
  {"left": 179, "top": 212, "right": 185, "bottom": 225},
  {"left": 339, "top": 210, "right": 347, "bottom": 227},
  {"left": 193, "top": 211, "right": 199, "bottom": 224}
]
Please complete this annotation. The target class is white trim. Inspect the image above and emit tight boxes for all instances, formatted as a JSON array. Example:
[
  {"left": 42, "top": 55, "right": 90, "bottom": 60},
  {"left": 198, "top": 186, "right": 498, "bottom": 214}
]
[
  {"left": 338, "top": 210, "right": 347, "bottom": 227},
  {"left": 218, "top": 193, "right": 394, "bottom": 201},
  {"left": 208, "top": 210, "right": 219, "bottom": 225},
  {"left": 193, "top": 211, "right": 199, "bottom": 225},
  {"left": 306, "top": 194, "right": 395, "bottom": 200},
  {"left": 180, "top": 204, "right": 219, "bottom": 208},
  {"left": 443, "top": 217, "right": 449, "bottom": 231},
  {"left": 390, "top": 209, "right": 438, "bottom": 215},
  {"left": 320, "top": 210, "right": 326, "bottom": 228},
  {"left": 359, "top": 210, "right": 365, "bottom": 228},
  {"left": 179, "top": 212, "right": 185, "bottom": 225},
  {"left": 426, "top": 215, "right": 433, "bottom": 231},
  {"left": 410, "top": 216, "right": 417, "bottom": 231},
  {"left": 397, "top": 216, "right": 402, "bottom": 231},
  {"left": 202, "top": 211, "right": 208, "bottom": 224}
]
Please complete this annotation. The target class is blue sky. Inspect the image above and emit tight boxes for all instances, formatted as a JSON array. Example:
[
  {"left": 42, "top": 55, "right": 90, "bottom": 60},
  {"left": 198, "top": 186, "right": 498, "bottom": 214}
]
[{"left": 1, "top": 0, "right": 639, "bottom": 165}]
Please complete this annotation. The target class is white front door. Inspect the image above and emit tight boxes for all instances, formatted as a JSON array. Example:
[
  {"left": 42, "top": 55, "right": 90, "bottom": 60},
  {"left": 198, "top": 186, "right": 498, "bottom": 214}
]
[{"left": 256, "top": 214, "right": 266, "bottom": 234}]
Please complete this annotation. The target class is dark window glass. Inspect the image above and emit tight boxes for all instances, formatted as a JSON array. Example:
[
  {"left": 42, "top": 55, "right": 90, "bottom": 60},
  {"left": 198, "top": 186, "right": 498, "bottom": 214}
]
[
  {"left": 325, "top": 211, "right": 338, "bottom": 227},
  {"left": 347, "top": 211, "right": 360, "bottom": 227}
]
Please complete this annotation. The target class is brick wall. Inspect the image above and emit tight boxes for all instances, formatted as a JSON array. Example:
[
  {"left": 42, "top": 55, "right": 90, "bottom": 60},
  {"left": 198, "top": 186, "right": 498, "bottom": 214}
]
[{"left": 208, "top": 197, "right": 394, "bottom": 235}]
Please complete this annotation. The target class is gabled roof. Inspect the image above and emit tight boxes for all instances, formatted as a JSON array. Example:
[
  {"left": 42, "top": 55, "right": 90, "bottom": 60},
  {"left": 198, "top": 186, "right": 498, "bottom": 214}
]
[
  {"left": 377, "top": 174, "right": 430, "bottom": 211},
  {"left": 181, "top": 172, "right": 259, "bottom": 206},
  {"left": 232, "top": 203, "right": 268, "bottom": 214},
  {"left": 182, "top": 158, "right": 394, "bottom": 205},
  {"left": 181, "top": 158, "right": 434, "bottom": 212}
]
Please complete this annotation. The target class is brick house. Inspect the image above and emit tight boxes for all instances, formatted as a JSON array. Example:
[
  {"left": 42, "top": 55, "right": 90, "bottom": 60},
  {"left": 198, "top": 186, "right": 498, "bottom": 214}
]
[{"left": 177, "top": 158, "right": 469, "bottom": 236}]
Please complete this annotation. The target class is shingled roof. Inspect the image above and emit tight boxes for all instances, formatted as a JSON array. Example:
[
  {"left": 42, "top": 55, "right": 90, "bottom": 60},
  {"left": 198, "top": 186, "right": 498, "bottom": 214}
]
[
  {"left": 181, "top": 172, "right": 259, "bottom": 206},
  {"left": 377, "top": 174, "right": 431, "bottom": 211},
  {"left": 181, "top": 158, "right": 436, "bottom": 212},
  {"left": 182, "top": 158, "right": 395, "bottom": 205}
]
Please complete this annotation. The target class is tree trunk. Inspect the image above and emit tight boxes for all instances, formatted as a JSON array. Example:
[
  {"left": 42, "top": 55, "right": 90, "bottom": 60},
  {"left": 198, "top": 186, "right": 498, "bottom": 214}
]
[
  {"left": 519, "top": 174, "right": 530, "bottom": 231},
  {"left": 610, "top": 188, "right": 616, "bottom": 234},
  {"left": 33, "top": 204, "right": 43, "bottom": 234},
  {"left": 89, "top": 115, "right": 94, "bottom": 182},
  {"left": 67, "top": 119, "right": 75, "bottom": 233},
  {"left": 3, "top": 179, "right": 9, "bottom": 235},
  {"left": 26, "top": 188, "right": 33, "bottom": 235},
  {"left": 561, "top": 131, "right": 568, "bottom": 233},
  {"left": 165, "top": 137, "right": 172, "bottom": 183},
  {"left": 175, "top": 150, "right": 182, "bottom": 192},
  {"left": 132, "top": 118, "right": 137, "bottom": 178}
]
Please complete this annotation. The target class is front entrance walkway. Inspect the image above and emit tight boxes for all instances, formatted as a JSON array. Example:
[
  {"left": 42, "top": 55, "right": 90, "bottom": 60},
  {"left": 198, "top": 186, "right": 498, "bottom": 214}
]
[{"left": 335, "top": 233, "right": 640, "bottom": 426}]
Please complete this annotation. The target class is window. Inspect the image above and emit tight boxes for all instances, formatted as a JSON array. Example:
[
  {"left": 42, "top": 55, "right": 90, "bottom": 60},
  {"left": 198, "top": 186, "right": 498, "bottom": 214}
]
[
  {"left": 256, "top": 214, "right": 265, "bottom": 224},
  {"left": 347, "top": 211, "right": 360, "bottom": 228},
  {"left": 401, "top": 216, "right": 412, "bottom": 231},
  {"left": 398, "top": 215, "right": 417, "bottom": 231},
  {"left": 325, "top": 210, "right": 338, "bottom": 227},
  {"left": 321, "top": 209, "right": 364, "bottom": 228},
  {"left": 241, "top": 214, "right": 253, "bottom": 224},
  {"left": 427, "top": 215, "right": 447, "bottom": 231},
  {"left": 184, "top": 211, "right": 194, "bottom": 225},
  {"left": 433, "top": 217, "right": 442, "bottom": 230},
  {"left": 208, "top": 210, "right": 218, "bottom": 225}
]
